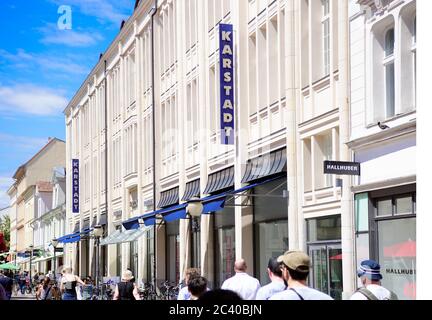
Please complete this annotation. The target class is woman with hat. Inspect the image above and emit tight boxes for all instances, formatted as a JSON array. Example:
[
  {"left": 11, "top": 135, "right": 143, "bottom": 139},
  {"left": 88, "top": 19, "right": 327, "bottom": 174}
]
[{"left": 112, "top": 270, "right": 141, "bottom": 300}]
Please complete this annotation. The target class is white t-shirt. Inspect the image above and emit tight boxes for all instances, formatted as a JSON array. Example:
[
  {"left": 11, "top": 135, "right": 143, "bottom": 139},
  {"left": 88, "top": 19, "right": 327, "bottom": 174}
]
[
  {"left": 256, "top": 280, "right": 286, "bottom": 300},
  {"left": 350, "top": 284, "right": 393, "bottom": 300},
  {"left": 221, "top": 272, "right": 261, "bottom": 300},
  {"left": 269, "top": 286, "right": 333, "bottom": 300}
]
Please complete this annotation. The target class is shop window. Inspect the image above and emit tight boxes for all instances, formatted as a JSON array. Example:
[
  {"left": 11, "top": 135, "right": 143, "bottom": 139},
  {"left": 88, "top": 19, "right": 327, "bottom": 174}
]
[
  {"left": 166, "top": 221, "right": 180, "bottom": 284},
  {"left": 254, "top": 220, "right": 288, "bottom": 285},
  {"left": 377, "top": 218, "right": 416, "bottom": 300},
  {"left": 307, "top": 215, "right": 341, "bottom": 242},
  {"left": 355, "top": 233, "right": 369, "bottom": 274},
  {"left": 146, "top": 228, "right": 155, "bottom": 283},
  {"left": 215, "top": 227, "right": 235, "bottom": 288},
  {"left": 376, "top": 198, "right": 392, "bottom": 216},
  {"left": 191, "top": 217, "right": 201, "bottom": 269},
  {"left": 214, "top": 207, "right": 235, "bottom": 288},
  {"left": 395, "top": 195, "right": 412, "bottom": 215},
  {"left": 355, "top": 193, "right": 369, "bottom": 232},
  {"left": 129, "top": 240, "right": 138, "bottom": 277}
]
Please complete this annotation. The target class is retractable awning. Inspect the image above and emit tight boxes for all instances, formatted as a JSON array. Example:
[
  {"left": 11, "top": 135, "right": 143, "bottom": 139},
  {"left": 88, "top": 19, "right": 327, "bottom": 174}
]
[
  {"left": 100, "top": 227, "right": 150, "bottom": 246},
  {"left": 181, "top": 179, "right": 200, "bottom": 201},
  {"left": 201, "top": 176, "right": 283, "bottom": 214},
  {"left": 122, "top": 202, "right": 188, "bottom": 230},
  {"left": 203, "top": 166, "right": 234, "bottom": 194},
  {"left": 157, "top": 187, "right": 179, "bottom": 208},
  {"left": 241, "top": 148, "right": 287, "bottom": 183},
  {"left": 159, "top": 203, "right": 188, "bottom": 222}
]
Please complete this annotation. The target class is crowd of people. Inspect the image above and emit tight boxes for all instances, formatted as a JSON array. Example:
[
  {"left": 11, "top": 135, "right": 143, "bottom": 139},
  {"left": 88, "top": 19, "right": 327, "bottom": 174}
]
[{"left": 0, "top": 250, "right": 397, "bottom": 301}]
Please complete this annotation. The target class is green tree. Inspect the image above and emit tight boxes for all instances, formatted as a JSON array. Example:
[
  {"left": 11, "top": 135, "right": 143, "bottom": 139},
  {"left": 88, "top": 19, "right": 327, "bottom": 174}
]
[{"left": 0, "top": 214, "right": 10, "bottom": 248}]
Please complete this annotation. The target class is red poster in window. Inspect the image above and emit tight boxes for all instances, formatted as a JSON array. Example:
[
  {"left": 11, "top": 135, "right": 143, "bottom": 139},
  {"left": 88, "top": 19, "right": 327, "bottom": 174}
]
[{"left": 384, "top": 240, "right": 416, "bottom": 258}]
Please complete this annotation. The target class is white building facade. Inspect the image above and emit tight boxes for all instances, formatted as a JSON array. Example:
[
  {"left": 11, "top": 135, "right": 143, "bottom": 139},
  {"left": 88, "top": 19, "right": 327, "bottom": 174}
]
[
  {"left": 63, "top": 0, "right": 416, "bottom": 299},
  {"left": 348, "top": 0, "right": 416, "bottom": 300}
]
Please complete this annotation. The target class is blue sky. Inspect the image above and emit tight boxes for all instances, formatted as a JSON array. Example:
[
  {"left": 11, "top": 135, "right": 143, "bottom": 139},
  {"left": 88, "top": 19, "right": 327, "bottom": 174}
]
[{"left": 0, "top": 0, "right": 135, "bottom": 207}]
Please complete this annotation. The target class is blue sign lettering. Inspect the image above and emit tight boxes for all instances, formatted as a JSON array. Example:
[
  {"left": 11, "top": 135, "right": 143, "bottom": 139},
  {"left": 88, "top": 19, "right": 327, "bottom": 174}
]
[{"left": 219, "top": 23, "right": 234, "bottom": 145}]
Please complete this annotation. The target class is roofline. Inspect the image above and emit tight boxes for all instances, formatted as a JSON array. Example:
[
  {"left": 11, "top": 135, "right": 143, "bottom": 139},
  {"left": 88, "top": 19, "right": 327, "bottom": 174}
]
[
  {"left": 63, "top": 0, "right": 153, "bottom": 115},
  {"left": 12, "top": 138, "right": 65, "bottom": 180}
]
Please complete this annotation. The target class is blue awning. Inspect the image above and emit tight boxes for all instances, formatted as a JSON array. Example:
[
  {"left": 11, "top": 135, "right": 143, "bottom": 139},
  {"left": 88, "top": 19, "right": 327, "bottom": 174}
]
[
  {"left": 201, "top": 176, "right": 283, "bottom": 214},
  {"left": 58, "top": 231, "right": 81, "bottom": 243},
  {"left": 160, "top": 204, "right": 187, "bottom": 222},
  {"left": 62, "top": 235, "right": 80, "bottom": 243},
  {"left": 122, "top": 211, "right": 157, "bottom": 230}
]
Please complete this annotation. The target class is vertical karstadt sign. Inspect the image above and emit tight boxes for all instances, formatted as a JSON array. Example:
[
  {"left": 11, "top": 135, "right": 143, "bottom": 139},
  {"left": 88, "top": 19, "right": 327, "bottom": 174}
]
[
  {"left": 72, "top": 159, "right": 79, "bottom": 213},
  {"left": 219, "top": 23, "right": 234, "bottom": 145}
]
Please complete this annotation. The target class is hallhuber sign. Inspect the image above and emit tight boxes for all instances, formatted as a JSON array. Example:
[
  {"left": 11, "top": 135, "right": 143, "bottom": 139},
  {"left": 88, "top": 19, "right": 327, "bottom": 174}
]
[
  {"left": 219, "top": 23, "right": 234, "bottom": 145},
  {"left": 323, "top": 160, "right": 360, "bottom": 176},
  {"left": 72, "top": 159, "right": 79, "bottom": 213}
]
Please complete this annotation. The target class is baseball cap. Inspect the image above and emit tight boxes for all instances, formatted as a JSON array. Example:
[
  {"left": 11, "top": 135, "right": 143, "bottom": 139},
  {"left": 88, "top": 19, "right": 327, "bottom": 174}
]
[{"left": 277, "top": 250, "right": 310, "bottom": 273}]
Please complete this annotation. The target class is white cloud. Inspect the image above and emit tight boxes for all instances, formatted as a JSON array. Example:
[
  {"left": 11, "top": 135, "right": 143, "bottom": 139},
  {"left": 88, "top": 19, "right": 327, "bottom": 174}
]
[
  {"left": 0, "top": 49, "right": 89, "bottom": 76},
  {"left": 50, "top": 0, "right": 132, "bottom": 25},
  {"left": 0, "top": 134, "right": 48, "bottom": 152},
  {"left": 39, "top": 23, "right": 104, "bottom": 47},
  {"left": 0, "top": 84, "right": 68, "bottom": 116}
]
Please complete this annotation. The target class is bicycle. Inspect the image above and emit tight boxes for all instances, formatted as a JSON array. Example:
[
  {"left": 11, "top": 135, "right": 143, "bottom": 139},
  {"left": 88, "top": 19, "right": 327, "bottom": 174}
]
[
  {"left": 139, "top": 282, "right": 158, "bottom": 300},
  {"left": 158, "top": 281, "right": 179, "bottom": 300}
]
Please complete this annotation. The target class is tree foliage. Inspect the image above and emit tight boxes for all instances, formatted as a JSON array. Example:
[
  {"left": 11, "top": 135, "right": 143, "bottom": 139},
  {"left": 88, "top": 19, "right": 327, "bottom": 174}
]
[{"left": 0, "top": 214, "right": 10, "bottom": 251}]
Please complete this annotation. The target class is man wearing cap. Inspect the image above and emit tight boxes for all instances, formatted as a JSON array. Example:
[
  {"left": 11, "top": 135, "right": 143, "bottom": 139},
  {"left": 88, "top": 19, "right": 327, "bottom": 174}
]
[
  {"left": 256, "top": 257, "right": 287, "bottom": 300},
  {"left": 350, "top": 259, "right": 398, "bottom": 300},
  {"left": 221, "top": 259, "right": 261, "bottom": 300},
  {"left": 269, "top": 250, "right": 333, "bottom": 300}
]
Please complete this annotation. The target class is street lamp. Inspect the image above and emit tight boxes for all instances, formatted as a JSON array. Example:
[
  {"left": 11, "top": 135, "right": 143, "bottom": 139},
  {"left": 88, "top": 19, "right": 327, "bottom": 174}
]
[
  {"left": 186, "top": 197, "right": 202, "bottom": 268},
  {"left": 92, "top": 225, "right": 104, "bottom": 297},
  {"left": 187, "top": 197, "right": 203, "bottom": 217},
  {"left": 51, "top": 238, "right": 58, "bottom": 283}
]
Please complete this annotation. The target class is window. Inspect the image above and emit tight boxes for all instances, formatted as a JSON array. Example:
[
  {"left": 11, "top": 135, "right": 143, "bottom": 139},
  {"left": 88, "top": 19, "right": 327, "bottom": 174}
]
[
  {"left": 412, "top": 16, "right": 416, "bottom": 107},
  {"left": 146, "top": 228, "right": 155, "bottom": 283},
  {"left": 214, "top": 206, "right": 235, "bottom": 289},
  {"left": 322, "top": 0, "right": 330, "bottom": 76},
  {"left": 384, "top": 28, "right": 395, "bottom": 118},
  {"left": 166, "top": 221, "right": 180, "bottom": 284},
  {"left": 307, "top": 216, "right": 341, "bottom": 242}
]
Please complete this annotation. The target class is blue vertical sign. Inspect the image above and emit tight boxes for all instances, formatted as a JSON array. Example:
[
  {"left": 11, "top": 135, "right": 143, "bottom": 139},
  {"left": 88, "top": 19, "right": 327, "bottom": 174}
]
[
  {"left": 219, "top": 23, "right": 234, "bottom": 145},
  {"left": 72, "top": 159, "right": 79, "bottom": 214}
]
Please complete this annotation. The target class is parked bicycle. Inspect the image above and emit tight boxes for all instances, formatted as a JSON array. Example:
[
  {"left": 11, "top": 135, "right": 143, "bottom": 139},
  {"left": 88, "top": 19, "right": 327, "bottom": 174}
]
[
  {"left": 158, "top": 280, "right": 179, "bottom": 300},
  {"left": 138, "top": 282, "right": 158, "bottom": 300}
]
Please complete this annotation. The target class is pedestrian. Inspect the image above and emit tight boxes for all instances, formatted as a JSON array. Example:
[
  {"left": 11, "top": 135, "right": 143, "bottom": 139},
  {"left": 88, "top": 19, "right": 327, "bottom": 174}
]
[
  {"left": 0, "top": 283, "right": 6, "bottom": 300},
  {"left": 112, "top": 270, "right": 141, "bottom": 300},
  {"left": 269, "top": 250, "right": 333, "bottom": 300},
  {"left": 0, "top": 270, "right": 13, "bottom": 300},
  {"left": 36, "top": 276, "right": 60, "bottom": 300},
  {"left": 187, "top": 276, "right": 208, "bottom": 300},
  {"left": 59, "top": 266, "right": 85, "bottom": 300},
  {"left": 177, "top": 267, "right": 201, "bottom": 300},
  {"left": 18, "top": 271, "right": 26, "bottom": 294},
  {"left": 350, "top": 259, "right": 398, "bottom": 300},
  {"left": 221, "top": 259, "right": 261, "bottom": 300},
  {"left": 256, "top": 257, "right": 287, "bottom": 300},
  {"left": 82, "top": 276, "right": 94, "bottom": 300}
]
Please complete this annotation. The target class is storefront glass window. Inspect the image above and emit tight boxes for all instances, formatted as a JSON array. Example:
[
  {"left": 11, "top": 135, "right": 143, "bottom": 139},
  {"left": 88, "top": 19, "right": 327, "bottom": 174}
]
[
  {"left": 355, "top": 233, "right": 369, "bottom": 276},
  {"left": 307, "top": 215, "right": 341, "bottom": 242},
  {"left": 254, "top": 220, "right": 288, "bottom": 285},
  {"left": 146, "top": 228, "right": 154, "bottom": 283},
  {"left": 395, "top": 195, "right": 412, "bottom": 215},
  {"left": 215, "top": 227, "right": 235, "bottom": 288},
  {"left": 378, "top": 217, "right": 416, "bottom": 300},
  {"left": 376, "top": 198, "right": 392, "bottom": 216},
  {"left": 129, "top": 240, "right": 138, "bottom": 277},
  {"left": 355, "top": 193, "right": 369, "bottom": 232},
  {"left": 166, "top": 221, "right": 180, "bottom": 284}
]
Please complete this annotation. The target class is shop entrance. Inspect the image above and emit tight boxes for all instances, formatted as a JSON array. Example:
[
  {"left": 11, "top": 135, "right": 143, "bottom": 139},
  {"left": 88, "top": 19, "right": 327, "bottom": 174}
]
[{"left": 308, "top": 243, "right": 343, "bottom": 300}]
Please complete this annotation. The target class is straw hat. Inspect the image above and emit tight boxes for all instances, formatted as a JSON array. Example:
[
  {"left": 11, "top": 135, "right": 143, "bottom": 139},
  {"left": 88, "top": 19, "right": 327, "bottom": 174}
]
[{"left": 122, "top": 270, "right": 134, "bottom": 281}]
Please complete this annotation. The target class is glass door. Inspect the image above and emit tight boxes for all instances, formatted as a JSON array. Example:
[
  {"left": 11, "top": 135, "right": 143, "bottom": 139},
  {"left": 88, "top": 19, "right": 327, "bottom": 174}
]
[{"left": 308, "top": 243, "right": 342, "bottom": 299}]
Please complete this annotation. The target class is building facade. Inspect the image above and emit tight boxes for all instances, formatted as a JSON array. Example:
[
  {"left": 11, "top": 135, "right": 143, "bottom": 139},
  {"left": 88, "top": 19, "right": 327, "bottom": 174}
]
[
  {"left": 7, "top": 138, "right": 66, "bottom": 271},
  {"left": 63, "top": 0, "right": 415, "bottom": 299},
  {"left": 349, "top": 0, "right": 416, "bottom": 299},
  {"left": 29, "top": 167, "right": 67, "bottom": 274}
]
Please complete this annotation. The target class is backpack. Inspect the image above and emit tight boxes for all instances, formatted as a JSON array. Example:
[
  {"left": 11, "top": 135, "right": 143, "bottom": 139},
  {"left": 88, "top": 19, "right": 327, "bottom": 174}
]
[{"left": 357, "top": 287, "right": 398, "bottom": 300}]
